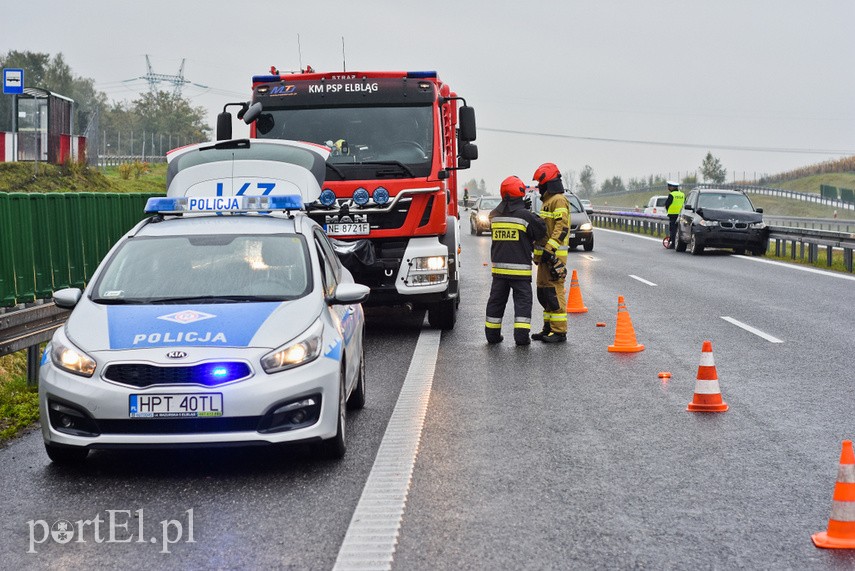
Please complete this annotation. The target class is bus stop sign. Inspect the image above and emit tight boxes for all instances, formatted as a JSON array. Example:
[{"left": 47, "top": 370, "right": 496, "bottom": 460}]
[{"left": 3, "top": 69, "right": 24, "bottom": 95}]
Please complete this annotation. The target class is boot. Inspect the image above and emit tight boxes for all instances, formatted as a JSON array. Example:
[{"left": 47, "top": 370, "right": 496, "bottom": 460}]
[
  {"left": 514, "top": 331, "right": 531, "bottom": 346},
  {"left": 531, "top": 323, "right": 551, "bottom": 341},
  {"left": 486, "top": 333, "right": 504, "bottom": 344},
  {"left": 541, "top": 332, "right": 567, "bottom": 344}
]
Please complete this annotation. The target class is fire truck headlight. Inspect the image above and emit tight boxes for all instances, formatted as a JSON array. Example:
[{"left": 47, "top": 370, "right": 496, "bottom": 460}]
[
  {"left": 373, "top": 187, "right": 390, "bottom": 205},
  {"left": 319, "top": 189, "right": 336, "bottom": 207},
  {"left": 353, "top": 188, "right": 370, "bottom": 206}
]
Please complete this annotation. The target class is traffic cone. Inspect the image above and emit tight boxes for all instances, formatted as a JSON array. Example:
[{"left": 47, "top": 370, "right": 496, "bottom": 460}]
[
  {"left": 566, "top": 269, "right": 588, "bottom": 314},
  {"left": 812, "top": 440, "right": 855, "bottom": 548},
  {"left": 607, "top": 296, "right": 644, "bottom": 352},
  {"left": 687, "top": 340, "right": 728, "bottom": 412}
]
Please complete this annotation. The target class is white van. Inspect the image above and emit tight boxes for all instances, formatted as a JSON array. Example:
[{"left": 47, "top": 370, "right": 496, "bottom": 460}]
[{"left": 644, "top": 195, "right": 669, "bottom": 215}]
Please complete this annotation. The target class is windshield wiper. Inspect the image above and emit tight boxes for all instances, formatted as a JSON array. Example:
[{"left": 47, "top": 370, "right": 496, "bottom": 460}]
[
  {"left": 325, "top": 162, "right": 346, "bottom": 179},
  {"left": 91, "top": 298, "right": 145, "bottom": 305},
  {"left": 356, "top": 161, "right": 415, "bottom": 178},
  {"left": 145, "top": 295, "right": 279, "bottom": 304}
]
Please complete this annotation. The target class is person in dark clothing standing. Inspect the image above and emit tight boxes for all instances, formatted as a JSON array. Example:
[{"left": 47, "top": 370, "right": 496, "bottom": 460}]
[{"left": 485, "top": 176, "right": 547, "bottom": 346}]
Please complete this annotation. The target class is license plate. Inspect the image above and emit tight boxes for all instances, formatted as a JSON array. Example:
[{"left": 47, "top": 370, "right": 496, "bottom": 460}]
[
  {"left": 327, "top": 223, "right": 370, "bottom": 236},
  {"left": 129, "top": 393, "right": 223, "bottom": 418}
]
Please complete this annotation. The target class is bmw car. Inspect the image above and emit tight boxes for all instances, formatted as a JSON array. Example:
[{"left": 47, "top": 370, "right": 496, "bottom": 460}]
[
  {"left": 674, "top": 187, "right": 769, "bottom": 255},
  {"left": 39, "top": 140, "right": 370, "bottom": 463}
]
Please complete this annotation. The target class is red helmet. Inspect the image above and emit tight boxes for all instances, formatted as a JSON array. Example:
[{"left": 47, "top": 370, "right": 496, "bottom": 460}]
[
  {"left": 500, "top": 176, "right": 527, "bottom": 199},
  {"left": 533, "top": 163, "right": 561, "bottom": 185}
]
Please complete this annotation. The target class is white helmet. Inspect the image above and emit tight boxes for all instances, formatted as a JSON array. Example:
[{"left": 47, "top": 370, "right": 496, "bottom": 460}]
[{"left": 666, "top": 180, "right": 680, "bottom": 189}]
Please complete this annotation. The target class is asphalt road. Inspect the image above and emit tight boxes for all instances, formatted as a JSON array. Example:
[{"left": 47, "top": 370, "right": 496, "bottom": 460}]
[{"left": 2, "top": 226, "right": 854, "bottom": 569}]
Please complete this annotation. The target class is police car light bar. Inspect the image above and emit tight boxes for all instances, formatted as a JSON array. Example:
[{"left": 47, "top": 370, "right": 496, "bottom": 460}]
[{"left": 145, "top": 195, "right": 304, "bottom": 214}]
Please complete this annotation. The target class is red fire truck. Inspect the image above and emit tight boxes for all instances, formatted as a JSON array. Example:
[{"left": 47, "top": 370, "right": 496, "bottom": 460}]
[{"left": 216, "top": 70, "right": 477, "bottom": 329}]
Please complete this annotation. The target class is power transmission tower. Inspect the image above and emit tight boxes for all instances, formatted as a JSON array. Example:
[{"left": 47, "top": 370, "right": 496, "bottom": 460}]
[{"left": 125, "top": 55, "right": 208, "bottom": 97}]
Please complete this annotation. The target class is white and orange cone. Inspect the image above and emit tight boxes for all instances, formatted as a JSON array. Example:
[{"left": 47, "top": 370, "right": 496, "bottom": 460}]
[
  {"left": 687, "top": 340, "right": 728, "bottom": 412},
  {"left": 813, "top": 440, "right": 855, "bottom": 548}
]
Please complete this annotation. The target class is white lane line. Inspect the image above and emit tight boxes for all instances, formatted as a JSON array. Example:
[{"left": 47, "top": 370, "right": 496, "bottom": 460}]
[
  {"left": 720, "top": 316, "right": 784, "bottom": 343},
  {"left": 629, "top": 274, "right": 657, "bottom": 286},
  {"left": 333, "top": 328, "right": 440, "bottom": 571},
  {"left": 597, "top": 227, "right": 855, "bottom": 282}
]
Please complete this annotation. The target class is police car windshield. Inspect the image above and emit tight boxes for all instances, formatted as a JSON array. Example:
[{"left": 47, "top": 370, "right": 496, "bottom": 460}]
[
  {"left": 256, "top": 105, "right": 433, "bottom": 179},
  {"left": 92, "top": 234, "right": 311, "bottom": 304}
]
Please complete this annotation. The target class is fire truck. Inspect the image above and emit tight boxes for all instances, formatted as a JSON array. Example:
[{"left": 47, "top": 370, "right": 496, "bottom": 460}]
[{"left": 215, "top": 70, "right": 477, "bottom": 330}]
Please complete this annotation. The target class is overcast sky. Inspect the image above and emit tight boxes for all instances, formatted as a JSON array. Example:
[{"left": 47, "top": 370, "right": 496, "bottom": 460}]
[{"left": 3, "top": 0, "right": 853, "bottom": 192}]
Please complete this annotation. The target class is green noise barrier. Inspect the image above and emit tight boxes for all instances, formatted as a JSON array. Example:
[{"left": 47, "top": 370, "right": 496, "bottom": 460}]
[{"left": 0, "top": 192, "right": 164, "bottom": 308}]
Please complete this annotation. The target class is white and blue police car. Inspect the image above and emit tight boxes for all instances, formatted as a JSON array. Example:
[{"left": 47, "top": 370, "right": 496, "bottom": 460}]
[{"left": 40, "top": 139, "right": 370, "bottom": 462}]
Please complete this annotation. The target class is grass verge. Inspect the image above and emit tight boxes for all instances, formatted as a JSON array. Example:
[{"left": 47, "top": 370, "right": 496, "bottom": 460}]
[{"left": 0, "top": 352, "right": 39, "bottom": 444}]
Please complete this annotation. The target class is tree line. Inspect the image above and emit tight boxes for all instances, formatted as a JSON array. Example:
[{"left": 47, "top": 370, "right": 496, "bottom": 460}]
[{"left": 0, "top": 51, "right": 210, "bottom": 149}]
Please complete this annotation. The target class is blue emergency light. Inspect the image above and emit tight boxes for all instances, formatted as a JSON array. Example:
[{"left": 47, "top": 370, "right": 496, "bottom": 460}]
[{"left": 145, "top": 195, "right": 304, "bottom": 214}]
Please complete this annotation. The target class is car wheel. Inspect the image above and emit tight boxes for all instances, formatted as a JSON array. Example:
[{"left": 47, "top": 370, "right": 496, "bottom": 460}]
[
  {"left": 44, "top": 442, "right": 89, "bottom": 464},
  {"left": 469, "top": 219, "right": 476, "bottom": 235},
  {"left": 752, "top": 245, "right": 767, "bottom": 256},
  {"left": 674, "top": 231, "right": 687, "bottom": 252},
  {"left": 346, "top": 345, "right": 366, "bottom": 411},
  {"left": 321, "top": 371, "right": 347, "bottom": 460},
  {"left": 733, "top": 248, "right": 745, "bottom": 255},
  {"left": 428, "top": 298, "right": 457, "bottom": 330},
  {"left": 583, "top": 238, "right": 594, "bottom": 252},
  {"left": 689, "top": 233, "right": 704, "bottom": 256}
]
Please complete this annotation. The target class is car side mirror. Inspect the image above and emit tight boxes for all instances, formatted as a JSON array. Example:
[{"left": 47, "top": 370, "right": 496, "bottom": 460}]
[
  {"left": 684, "top": 204, "right": 694, "bottom": 212},
  {"left": 327, "top": 283, "right": 370, "bottom": 305},
  {"left": 53, "top": 288, "right": 82, "bottom": 309},
  {"left": 755, "top": 207, "right": 763, "bottom": 213}
]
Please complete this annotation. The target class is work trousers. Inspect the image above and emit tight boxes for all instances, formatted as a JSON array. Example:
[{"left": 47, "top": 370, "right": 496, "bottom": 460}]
[
  {"left": 485, "top": 277, "right": 533, "bottom": 344},
  {"left": 536, "top": 264, "right": 567, "bottom": 334},
  {"left": 668, "top": 215, "right": 679, "bottom": 246}
]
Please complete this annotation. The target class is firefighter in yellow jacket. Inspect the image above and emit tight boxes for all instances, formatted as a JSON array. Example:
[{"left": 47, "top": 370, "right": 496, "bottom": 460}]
[{"left": 531, "top": 163, "right": 569, "bottom": 343}]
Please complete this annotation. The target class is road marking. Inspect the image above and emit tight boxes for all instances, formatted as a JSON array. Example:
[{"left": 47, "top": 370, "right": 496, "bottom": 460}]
[
  {"left": 597, "top": 227, "right": 855, "bottom": 282},
  {"left": 720, "top": 316, "right": 783, "bottom": 343},
  {"left": 629, "top": 274, "right": 657, "bottom": 286},
  {"left": 333, "top": 328, "right": 440, "bottom": 571}
]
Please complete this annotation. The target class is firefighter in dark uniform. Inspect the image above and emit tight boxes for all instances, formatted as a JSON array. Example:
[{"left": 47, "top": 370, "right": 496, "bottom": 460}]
[
  {"left": 485, "top": 176, "right": 547, "bottom": 345},
  {"left": 664, "top": 180, "right": 684, "bottom": 249},
  {"left": 531, "top": 163, "right": 570, "bottom": 343}
]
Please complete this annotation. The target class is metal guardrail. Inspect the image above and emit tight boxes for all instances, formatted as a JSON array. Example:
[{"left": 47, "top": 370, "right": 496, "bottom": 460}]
[
  {"left": 591, "top": 210, "right": 855, "bottom": 273},
  {"left": 0, "top": 302, "right": 69, "bottom": 385}
]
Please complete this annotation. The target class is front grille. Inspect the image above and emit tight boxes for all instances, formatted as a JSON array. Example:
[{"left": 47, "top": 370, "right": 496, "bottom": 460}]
[
  {"left": 103, "top": 362, "right": 252, "bottom": 388},
  {"left": 720, "top": 222, "right": 748, "bottom": 229},
  {"left": 97, "top": 417, "right": 260, "bottom": 434}
]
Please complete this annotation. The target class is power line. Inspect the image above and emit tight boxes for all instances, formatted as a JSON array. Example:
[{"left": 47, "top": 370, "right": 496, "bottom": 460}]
[{"left": 480, "top": 127, "right": 855, "bottom": 156}]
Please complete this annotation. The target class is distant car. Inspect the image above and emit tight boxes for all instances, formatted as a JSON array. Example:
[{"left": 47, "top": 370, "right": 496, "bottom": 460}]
[
  {"left": 469, "top": 195, "right": 502, "bottom": 235},
  {"left": 644, "top": 195, "right": 669, "bottom": 216},
  {"left": 580, "top": 199, "right": 593, "bottom": 214},
  {"left": 674, "top": 187, "right": 769, "bottom": 255},
  {"left": 526, "top": 190, "right": 594, "bottom": 252}
]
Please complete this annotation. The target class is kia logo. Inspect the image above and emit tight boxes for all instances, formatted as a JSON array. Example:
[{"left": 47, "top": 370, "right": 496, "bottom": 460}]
[{"left": 166, "top": 351, "right": 188, "bottom": 359}]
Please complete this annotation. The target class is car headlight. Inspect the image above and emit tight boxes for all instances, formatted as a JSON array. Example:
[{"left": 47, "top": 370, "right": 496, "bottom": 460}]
[
  {"left": 579, "top": 222, "right": 593, "bottom": 231},
  {"left": 51, "top": 337, "right": 96, "bottom": 377},
  {"left": 699, "top": 219, "right": 719, "bottom": 227},
  {"left": 477, "top": 213, "right": 489, "bottom": 222},
  {"left": 750, "top": 222, "right": 766, "bottom": 229},
  {"left": 261, "top": 320, "right": 323, "bottom": 373}
]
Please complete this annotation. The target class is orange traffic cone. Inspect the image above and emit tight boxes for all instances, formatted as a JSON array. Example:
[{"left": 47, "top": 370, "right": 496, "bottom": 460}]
[
  {"left": 687, "top": 340, "right": 728, "bottom": 412},
  {"left": 566, "top": 269, "right": 588, "bottom": 314},
  {"left": 813, "top": 440, "right": 855, "bottom": 548},
  {"left": 607, "top": 296, "right": 644, "bottom": 352}
]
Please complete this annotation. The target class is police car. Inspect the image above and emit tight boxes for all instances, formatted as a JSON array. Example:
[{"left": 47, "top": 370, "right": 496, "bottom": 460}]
[{"left": 39, "top": 139, "right": 370, "bottom": 463}]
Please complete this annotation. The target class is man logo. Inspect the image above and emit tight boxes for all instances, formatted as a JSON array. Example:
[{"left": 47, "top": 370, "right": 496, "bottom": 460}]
[{"left": 166, "top": 351, "right": 188, "bottom": 359}]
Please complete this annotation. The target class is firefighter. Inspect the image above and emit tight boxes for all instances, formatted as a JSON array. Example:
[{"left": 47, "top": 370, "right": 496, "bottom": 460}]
[
  {"left": 531, "top": 163, "right": 570, "bottom": 343},
  {"left": 664, "top": 180, "right": 684, "bottom": 249},
  {"left": 485, "top": 176, "right": 547, "bottom": 345}
]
